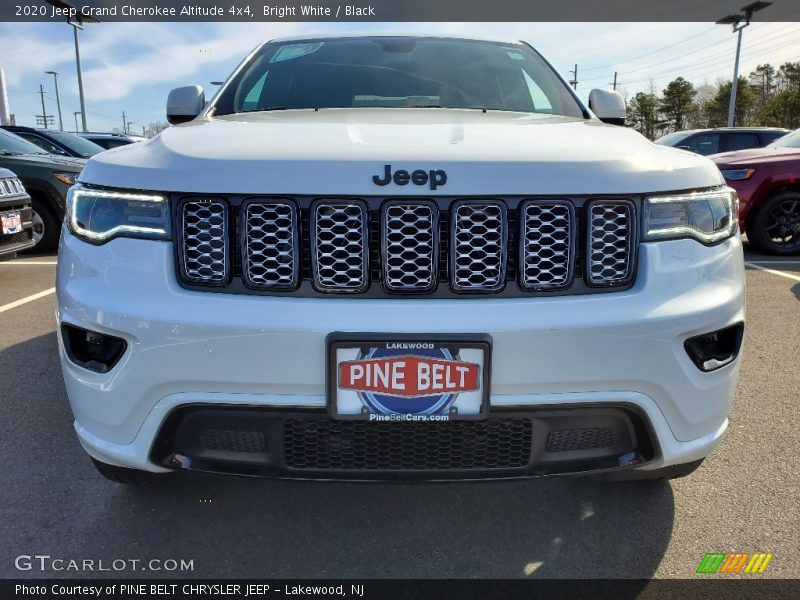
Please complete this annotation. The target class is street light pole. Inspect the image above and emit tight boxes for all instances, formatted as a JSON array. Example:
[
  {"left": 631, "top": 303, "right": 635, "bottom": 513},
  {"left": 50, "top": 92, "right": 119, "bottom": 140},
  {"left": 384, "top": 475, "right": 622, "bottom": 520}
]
[
  {"left": 73, "top": 111, "right": 81, "bottom": 132},
  {"left": 716, "top": 2, "right": 773, "bottom": 128},
  {"left": 72, "top": 23, "right": 88, "bottom": 132},
  {"left": 46, "top": 1, "right": 99, "bottom": 133},
  {"left": 45, "top": 71, "right": 63, "bottom": 130}
]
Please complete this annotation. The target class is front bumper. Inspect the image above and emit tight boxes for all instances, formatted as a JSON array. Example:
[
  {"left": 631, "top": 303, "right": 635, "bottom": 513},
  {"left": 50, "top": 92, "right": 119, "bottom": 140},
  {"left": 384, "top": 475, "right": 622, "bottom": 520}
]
[{"left": 57, "top": 231, "right": 745, "bottom": 477}]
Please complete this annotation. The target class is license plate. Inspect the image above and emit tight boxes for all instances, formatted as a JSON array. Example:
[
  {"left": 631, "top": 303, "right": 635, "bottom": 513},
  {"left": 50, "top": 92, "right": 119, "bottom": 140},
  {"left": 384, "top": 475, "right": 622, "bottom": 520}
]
[
  {"left": 0, "top": 212, "right": 22, "bottom": 235},
  {"left": 327, "top": 333, "right": 491, "bottom": 421}
]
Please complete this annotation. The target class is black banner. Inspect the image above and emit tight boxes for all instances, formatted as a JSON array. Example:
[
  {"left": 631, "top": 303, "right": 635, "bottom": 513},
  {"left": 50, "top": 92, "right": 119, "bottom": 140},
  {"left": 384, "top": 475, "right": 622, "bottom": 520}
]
[
  {"left": 3, "top": 0, "right": 800, "bottom": 23},
  {"left": 3, "top": 579, "right": 800, "bottom": 600}
]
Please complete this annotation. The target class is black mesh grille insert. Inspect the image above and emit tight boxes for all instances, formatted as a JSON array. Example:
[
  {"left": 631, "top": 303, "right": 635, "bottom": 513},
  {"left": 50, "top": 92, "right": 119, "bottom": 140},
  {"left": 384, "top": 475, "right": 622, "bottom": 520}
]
[
  {"left": 284, "top": 418, "right": 533, "bottom": 471},
  {"left": 179, "top": 199, "right": 229, "bottom": 284},
  {"left": 197, "top": 429, "right": 267, "bottom": 454},
  {"left": 546, "top": 427, "right": 614, "bottom": 452},
  {"left": 0, "top": 230, "right": 32, "bottom": 248}
]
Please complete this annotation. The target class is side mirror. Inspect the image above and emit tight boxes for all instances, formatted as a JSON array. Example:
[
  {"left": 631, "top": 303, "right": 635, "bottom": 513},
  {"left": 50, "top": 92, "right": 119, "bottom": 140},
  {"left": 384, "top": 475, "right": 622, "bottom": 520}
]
[
  {"left": 166, "top": 85, "right": 205, "bottom": 125},
  {"left": 588, "top": 89, "right": 626, "bottom": 126}
]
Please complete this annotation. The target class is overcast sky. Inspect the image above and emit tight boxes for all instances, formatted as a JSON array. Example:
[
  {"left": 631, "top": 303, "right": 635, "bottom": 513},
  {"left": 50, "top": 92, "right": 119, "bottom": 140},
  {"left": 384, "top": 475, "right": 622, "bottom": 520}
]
[{"left": 1, "top": 21, "right": 799, "bottom": 133}]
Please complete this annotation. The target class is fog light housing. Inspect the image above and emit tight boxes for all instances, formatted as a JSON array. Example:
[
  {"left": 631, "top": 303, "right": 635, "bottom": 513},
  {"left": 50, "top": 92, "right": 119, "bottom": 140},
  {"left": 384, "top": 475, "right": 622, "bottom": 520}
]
[
  {"left": 684, "top": 323, "right": 744, "bottom": 372},
  {"left": 61, "top": 324, "right": 127, "bottom": 373}
]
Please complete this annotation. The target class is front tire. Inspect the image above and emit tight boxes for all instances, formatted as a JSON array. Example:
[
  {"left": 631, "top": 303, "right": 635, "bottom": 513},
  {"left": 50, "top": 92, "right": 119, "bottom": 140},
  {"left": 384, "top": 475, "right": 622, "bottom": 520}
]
[
  {"left": 29, "top": 197, "right": 61, "bottom": 253},
  {"left": 747, "top": 191, "right": 800, "bottom": 255},
  {"left": 91, "top": 458, "right": 174, "bottom": 485}
]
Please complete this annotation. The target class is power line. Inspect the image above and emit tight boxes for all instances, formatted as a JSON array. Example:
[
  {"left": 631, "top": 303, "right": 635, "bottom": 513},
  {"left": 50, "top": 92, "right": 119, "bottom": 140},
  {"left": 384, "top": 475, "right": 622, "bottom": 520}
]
[
  {"left": 578, "top": 22, "right": 800, "bottom": 84},
  {"left": 582, "top": 25, "right": 800, "bottom": 86},
  {"left": 578, "top": 25, "right": 719, "bottom": 73}
]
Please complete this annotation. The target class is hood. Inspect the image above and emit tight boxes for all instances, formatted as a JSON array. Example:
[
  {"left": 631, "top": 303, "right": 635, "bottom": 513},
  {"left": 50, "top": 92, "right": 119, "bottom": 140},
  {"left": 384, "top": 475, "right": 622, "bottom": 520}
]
[
  {"left": 711, "top": 146, "right": 800, "bottom": 166},
  {"left": 80, "top": 109, "right": 724, "bottom": 195},
  {"left": 0, "top": 153, "right": 86, "bottom": 171}
]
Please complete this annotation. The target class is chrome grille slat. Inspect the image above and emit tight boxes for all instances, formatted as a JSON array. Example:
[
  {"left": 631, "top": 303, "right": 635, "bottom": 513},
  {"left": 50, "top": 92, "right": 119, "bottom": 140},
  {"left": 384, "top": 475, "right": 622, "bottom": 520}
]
[
  {"left": 311, "top": 201, "right": 369, "bottom": 292},
  {"left": 382, "top": 201, "right": 437, "bottom": 292},
  {"left": 242, "top": 200, "right": 299, "bottom": 290},
  {"left": 451, "top": 201, "right": 507, "bottom": 292},
  {"left": 519, "top": 201, "right": 574, "bottom": 290},
  {"left": 587, "top": 200, "right": 635, "bottom": 286},
  {"left": 0, "top": 178, "right": 24, "bottom": 198},
  {"left": 179, "top": 199, "right": 229, "bottom": 284}
]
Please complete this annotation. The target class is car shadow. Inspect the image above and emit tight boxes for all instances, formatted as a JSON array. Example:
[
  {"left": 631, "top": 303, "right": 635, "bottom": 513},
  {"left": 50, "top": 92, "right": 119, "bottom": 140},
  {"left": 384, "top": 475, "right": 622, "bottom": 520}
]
[{"left": 0, "top": 333, "right": 674, "bottom": 582}]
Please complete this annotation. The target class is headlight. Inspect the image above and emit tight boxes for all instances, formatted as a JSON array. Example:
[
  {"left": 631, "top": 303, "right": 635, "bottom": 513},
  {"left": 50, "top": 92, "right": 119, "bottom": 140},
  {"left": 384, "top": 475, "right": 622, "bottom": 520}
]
[
  {"left": 643, "top": 188, "right": 737, "bottom": 244},
  {"left": 53, "top": 172, "right": 78, "bottom": 185},
  {"left": 720, "top": 168, "right": 755, "bottom": 181},
  {"left": 66, "top": 186, "right": 170, "bottom": 244}
]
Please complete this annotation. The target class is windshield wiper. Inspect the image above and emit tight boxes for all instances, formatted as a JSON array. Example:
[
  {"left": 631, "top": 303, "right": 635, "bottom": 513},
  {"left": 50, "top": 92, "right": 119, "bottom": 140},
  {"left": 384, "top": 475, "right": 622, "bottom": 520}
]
[{"left": 0, "top": 150, "right": 21, "bottom": 156}]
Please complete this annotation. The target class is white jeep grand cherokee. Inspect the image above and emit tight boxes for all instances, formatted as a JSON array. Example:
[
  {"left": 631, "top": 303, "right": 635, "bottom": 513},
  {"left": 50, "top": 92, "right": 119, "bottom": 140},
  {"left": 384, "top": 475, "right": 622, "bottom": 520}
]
[{"left": 57, "top": 35, "right": 745, "bottom": 484}]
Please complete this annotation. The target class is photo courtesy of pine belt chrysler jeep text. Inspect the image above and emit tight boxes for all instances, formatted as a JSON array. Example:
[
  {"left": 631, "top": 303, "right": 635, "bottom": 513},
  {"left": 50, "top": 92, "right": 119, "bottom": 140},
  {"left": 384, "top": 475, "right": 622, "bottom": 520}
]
[{"left": 56, "top": 35, "right": 745, "bottom": 485}]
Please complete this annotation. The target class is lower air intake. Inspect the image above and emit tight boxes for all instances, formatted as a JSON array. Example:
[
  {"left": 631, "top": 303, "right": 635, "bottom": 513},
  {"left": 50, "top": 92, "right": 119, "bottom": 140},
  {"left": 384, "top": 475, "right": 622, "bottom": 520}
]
[
  {"left": 284, "top": 418, "right": 533, "bottom": 471},
  {"left": 546, "top": 427, "right": 614, "bottom": 452}
]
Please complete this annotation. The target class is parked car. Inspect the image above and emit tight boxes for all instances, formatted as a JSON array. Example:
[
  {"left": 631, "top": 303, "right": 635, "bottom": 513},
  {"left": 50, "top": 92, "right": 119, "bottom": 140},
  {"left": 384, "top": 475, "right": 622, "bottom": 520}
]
[
  {"left": 712, "top": 127, "right": 800, "bottom": 255},
  {"left": 77, "top": 132, "right": 145, "bottom": 150},
  {"left": 0, "top": 168, "right": 35, "bottom": 259},
  {"left": 60, "top": 35, "right": 744, "bottom": 485},
  {"left": 0, "top": 125, "right": 104, "bottom": 159},
  {"left": 655, "top": 127, "right": 789, "bottom": 156},
  {"left": 0, "top": 128, "right": 85, "bottom": 251}
]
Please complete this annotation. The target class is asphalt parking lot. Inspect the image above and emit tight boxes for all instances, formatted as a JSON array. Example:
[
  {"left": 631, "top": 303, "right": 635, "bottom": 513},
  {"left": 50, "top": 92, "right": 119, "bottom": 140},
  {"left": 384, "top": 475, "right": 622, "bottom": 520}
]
[{"left": 0, "top": 244, "right": 798, "bottom": 580}]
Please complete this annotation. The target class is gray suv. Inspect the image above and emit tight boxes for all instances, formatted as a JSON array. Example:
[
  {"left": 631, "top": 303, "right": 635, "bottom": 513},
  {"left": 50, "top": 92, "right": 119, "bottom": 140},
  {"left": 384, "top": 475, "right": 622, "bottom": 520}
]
[{"left": 0, "top": 128, "right": 84, "bottom": 251}]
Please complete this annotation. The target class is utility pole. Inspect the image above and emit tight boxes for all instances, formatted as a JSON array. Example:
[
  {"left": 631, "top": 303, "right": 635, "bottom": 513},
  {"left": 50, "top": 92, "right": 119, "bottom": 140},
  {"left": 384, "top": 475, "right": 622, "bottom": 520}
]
[
  {"left": 127, "top": 121, "right": 134, "bottom": 135},
  {"left": 569, "top": 64, "right": 578, "bottom": 90},
  {"left": 45, "top": 71, "right": 63, "bottom": 130},
  {"left": 121, "top": 111, "right": 127, "bottom": 134},
  {"left": 612, "top": 72, "right": 618, "bottom": 91},
  {"left": 38, "top": 84, "right": 47, "bottom": 124},
  {"left": 142, "top": 125, "right": 146, "bottom": 137},
  {"left": 716, "top": 2, "right": 773, "bottom": 127}
]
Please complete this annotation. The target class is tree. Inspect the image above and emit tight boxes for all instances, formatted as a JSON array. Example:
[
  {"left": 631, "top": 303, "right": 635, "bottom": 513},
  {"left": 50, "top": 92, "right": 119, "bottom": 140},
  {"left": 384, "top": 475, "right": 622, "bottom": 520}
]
[
  {"left": 760, "top": 90, "right": 800, "bottom": 129},
  {"left": 627, "top": 91, "right": 663, "bottom": 139},
  {"left": 660, "top": 77, "right": 696, "bottom": 131},
  {"left": 749, "top": 64, "right": 777, "bottom": 107},
  {"left": 704, "top": 77, "right": 755, "bottom": 127}
]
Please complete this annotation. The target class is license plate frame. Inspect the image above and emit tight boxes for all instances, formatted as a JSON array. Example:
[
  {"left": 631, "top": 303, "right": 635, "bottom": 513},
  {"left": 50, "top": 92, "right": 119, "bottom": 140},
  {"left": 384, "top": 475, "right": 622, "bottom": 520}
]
[
  {"left": 0, "top": 211, "right": 22, "bottom": 235},
  {"left": 327, "top": 332, "right": 492, "bottom": 421}
]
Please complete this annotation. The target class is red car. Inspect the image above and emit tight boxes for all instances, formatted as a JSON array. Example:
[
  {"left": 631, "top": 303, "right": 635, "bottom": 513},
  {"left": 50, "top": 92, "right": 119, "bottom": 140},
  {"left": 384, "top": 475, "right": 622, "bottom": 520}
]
[{"left": 712, "top": 128, "right": 800, "bottom": 254}]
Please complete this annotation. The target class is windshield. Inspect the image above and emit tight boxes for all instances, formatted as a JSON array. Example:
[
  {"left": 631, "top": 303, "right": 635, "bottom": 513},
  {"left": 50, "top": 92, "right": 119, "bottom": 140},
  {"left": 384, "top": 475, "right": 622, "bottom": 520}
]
[
  {"left": 768, "top": 128, "right": 800, "bottom": 148},
  {"left": 0, "top": 128, "right": 48, "bottom": 155},
  {"left": 213, "top": 37, "right": 585, "bottom": 118},
  {"left": 47, "top": 130, "right": 104, "bottom": 157},
  {"left": 654, "top": 131, "right": 691, "bottom": 146}
]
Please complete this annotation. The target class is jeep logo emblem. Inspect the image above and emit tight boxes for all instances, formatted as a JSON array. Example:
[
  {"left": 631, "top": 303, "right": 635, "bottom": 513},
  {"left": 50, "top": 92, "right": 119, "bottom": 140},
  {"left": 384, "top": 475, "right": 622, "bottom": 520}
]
[{"left": 372, "top": 164, "right": 447, "bottom": 190}]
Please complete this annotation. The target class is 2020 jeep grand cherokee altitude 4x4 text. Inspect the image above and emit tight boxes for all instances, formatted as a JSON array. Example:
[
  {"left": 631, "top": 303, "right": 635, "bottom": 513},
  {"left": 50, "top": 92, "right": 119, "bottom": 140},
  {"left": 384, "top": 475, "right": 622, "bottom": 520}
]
[{"left": 57, "top": 36, "right": 745, "bottom": 484}]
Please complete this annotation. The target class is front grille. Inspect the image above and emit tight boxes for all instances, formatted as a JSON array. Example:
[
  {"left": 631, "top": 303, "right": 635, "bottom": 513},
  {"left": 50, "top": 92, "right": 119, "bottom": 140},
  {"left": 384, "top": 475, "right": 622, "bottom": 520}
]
[
  {"left": 242, "top": 200, "right": 299, "bottom": 290},
  {"left": 311, "top": 201, "right": 369, "bottom": 292},
  {"left": 0, "top": 178, "right": 25, "bottom": 198},
  {"left": 546, "top": 427, "right": 614, "bottom": 452},
  {"left": 284, "top": 418, "right": 533, "bottom": 471},
  {"left": 382, "top": 201, "right": 438, "bottom": 292},
  {"left": 178, "top": 199, "right": 229, "bottom": 284},
  {"left": 586, "top": 200, "right": 635, "bottom": 286},
  {"left": 451, "top": 201, "right": 507, "bottom": 292},
  {"left": 519, "top": 201, "right": 574, "bottom": 290},
  {"left": 176, "top": 196, "right": 638, "bottom": 296}
]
